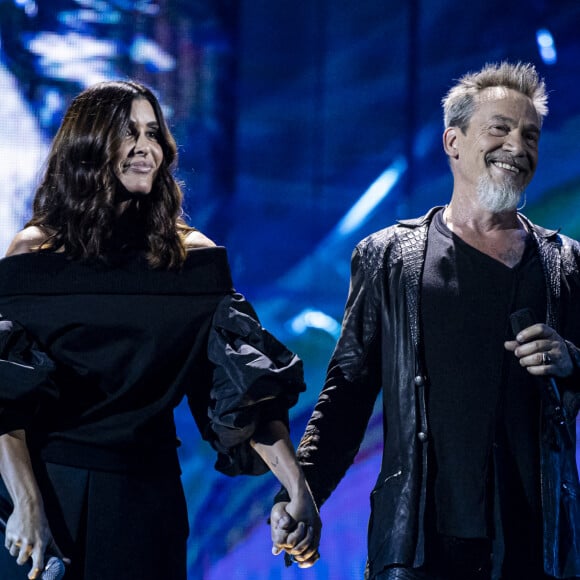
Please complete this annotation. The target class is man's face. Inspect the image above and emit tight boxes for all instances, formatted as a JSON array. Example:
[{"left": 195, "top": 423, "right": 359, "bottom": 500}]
[{"left": 451, "top": 87, "right": 541, "bottom": 210}]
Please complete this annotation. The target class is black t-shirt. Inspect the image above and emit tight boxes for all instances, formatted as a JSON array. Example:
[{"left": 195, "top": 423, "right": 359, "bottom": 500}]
[{"left": 421, "top": 209, "right": 545, "bottom": 538}]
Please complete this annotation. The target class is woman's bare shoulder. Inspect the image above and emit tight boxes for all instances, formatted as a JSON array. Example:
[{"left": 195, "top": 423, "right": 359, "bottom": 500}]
[
  {"left": 184, "top": 229, "right": 217, "bottom": 250},
  {"left": 5, "top": 226, "right": 50, "bottom": 257}
]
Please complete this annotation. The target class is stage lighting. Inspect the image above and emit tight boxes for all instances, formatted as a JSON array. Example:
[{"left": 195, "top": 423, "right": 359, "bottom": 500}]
[{"left": 536, "top": 28, "right": 557, "bottom": 65}]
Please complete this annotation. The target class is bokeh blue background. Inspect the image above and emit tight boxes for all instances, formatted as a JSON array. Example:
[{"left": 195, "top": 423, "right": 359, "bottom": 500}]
[{"left": 0, "top": 1, "right": 579, "bottom": 578}]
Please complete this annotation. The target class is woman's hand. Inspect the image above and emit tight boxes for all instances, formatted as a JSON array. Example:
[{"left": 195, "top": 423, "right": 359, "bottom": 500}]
[
  {"left": 4, "top": 500, "right": 63, "bottom": 580},
  {"left": 250, "top": 420, "right": 322, "bottom": 568},
  {"left": 0, "top": 431, "right": 69, "bottom": 579},
  {"left": 270, "top": 487, "right": 321, "bottom": 568}
]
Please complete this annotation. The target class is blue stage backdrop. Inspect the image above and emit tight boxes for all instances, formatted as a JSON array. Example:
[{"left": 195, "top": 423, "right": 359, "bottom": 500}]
[{"left": 0, "top": 1, "right": 579, "bottom": 578}]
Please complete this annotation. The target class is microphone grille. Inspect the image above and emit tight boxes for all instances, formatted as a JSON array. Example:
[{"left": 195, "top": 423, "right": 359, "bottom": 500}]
[{"left": 41, "top": 556, "right": 66, "bottom": 580}]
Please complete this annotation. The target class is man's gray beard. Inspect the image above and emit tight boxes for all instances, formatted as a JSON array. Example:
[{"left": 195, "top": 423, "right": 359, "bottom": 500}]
[{"left": 476, "top": 175, "right": 524, "bottom": 213}]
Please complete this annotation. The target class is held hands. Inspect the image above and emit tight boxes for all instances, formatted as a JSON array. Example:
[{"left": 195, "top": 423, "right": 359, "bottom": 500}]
[
  {"left": 270, "top": 492, "right": 321, "bottom": 569},
  {"left": 249, "top": 420, "right": 322, "bottom": 568},
  {"left": 504, "top": 321, "right": 573, "bottom": 378}
]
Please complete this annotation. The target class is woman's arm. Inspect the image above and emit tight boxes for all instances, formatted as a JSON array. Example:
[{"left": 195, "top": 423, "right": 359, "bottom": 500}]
[
  {"left": 1, "top": 228, "right": 64, "bottom": 578},
  {"left": 0, "top": 430, "right": 55, "bottom": 579},
  {"left": 250, "top": 420, "right": 321, "bottom": 568}
]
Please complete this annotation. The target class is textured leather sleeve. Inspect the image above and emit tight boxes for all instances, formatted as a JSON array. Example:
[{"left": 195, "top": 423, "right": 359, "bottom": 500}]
[
  {"left": 562, "top": 340, "right": 580, "bottom": 419},
  {"left": 295, "top": 237, "right": 386, "bottom": 506},
  {"left": 559, "top": 235, "right": 580, "bottom": 417}
]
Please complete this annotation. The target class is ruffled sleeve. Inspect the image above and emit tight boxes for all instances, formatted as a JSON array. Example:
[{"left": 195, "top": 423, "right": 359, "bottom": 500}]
[
  {"left": 206, "top": 293, "right": 306, "bottom": 476},
  {"left": 0, "top": 319, "right": 58, "bottom": 435}
]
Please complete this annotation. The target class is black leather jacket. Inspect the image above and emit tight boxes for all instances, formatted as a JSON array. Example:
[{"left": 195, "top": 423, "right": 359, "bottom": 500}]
[{"left": 296, "top": 207, "right": 580, "bottom": 579}]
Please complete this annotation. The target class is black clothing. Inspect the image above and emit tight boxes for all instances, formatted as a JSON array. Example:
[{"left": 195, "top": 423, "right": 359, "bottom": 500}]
[
  {"left": 0, "top": 248, "right": 304, "bottom": 474},
  {"left": 422, "top": 209, "right": 544, "bottom": 539},
  {"left": 0, "top": 462, "right": 189, "bottom": 580},
  {"left": 373, "top": 534, "right": 493, "bottom": 580},
  {"left": 294, "top": 208, "right": 580, "bottom": 579},
  {"left": 0, "top": 247, "right": 306, "bottom": 579}
]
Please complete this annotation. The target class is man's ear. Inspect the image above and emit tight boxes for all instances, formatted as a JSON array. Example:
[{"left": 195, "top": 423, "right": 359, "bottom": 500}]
[{"left": 443, "top": 127, "right": 459, "bottom": 157}]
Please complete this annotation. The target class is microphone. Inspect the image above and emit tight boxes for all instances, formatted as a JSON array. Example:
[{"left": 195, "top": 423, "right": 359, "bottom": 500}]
[
  {"left": 39, "top": 556, "right": 66, "bottom": 580},
  {"left": 0, "top": 516, "right": 66, "bottom": 580},
  {"left": 509, "top": 308, "right": 573, "bottom": 449}
]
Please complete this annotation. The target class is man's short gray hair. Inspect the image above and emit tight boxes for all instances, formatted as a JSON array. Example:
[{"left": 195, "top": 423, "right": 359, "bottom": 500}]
[{"left": 442, "top": 61, "right": 548, "bottom": 131}]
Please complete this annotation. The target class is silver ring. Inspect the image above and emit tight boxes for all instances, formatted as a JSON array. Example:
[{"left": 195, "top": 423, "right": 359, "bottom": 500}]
[{"left": 542, "top": 352, "right": 552, "bottom": 365}]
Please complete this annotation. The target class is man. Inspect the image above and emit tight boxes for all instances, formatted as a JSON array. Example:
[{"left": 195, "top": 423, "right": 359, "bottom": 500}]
[{"left": 271, "top": 62, "right": 580, "bottom": 579}]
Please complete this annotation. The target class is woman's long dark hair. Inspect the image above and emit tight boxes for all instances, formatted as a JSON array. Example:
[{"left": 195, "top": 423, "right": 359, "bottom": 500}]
[{"left": 27, "top": 80, "right": 193, "bottom": 268}]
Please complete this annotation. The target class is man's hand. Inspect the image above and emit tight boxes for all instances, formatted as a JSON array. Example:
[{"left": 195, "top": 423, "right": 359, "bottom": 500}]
[
  {"left": 505, "top": 322, "right": 573, "bottom": 378},
  {"left": 270, "top": 501, "right": 321, "bottom": 568}
]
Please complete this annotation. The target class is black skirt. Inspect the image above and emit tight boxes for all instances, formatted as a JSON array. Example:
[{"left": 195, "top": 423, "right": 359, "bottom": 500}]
[{"left": 0, "top": 461, "right": 189, "bottom": 580}]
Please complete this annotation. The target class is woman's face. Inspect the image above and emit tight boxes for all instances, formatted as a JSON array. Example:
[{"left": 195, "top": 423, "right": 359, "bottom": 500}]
[{"left": 114, "top": 98, "right": 164, "bottom": 196}]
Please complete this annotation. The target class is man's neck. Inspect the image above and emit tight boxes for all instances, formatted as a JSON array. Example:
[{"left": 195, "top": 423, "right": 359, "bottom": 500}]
[
  {"left": 443, "top": 200, "right": 523, "bottom": 234},
  {"left": 442, "top": 200, "right": 529, "bottom": 268}
]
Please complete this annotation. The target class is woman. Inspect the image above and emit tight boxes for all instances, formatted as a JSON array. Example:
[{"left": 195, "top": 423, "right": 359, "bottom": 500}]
[{"left": 0, "top": 81, "right": 320, "bottom": 579}]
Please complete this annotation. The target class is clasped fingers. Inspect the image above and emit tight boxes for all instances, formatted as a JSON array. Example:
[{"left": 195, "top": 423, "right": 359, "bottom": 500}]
[{"left": 284, "top": 524, "right": 321, "bottom": 568}]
